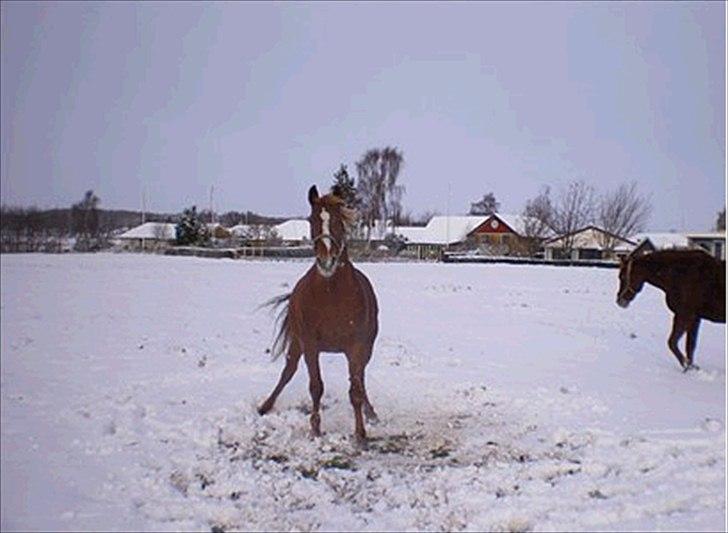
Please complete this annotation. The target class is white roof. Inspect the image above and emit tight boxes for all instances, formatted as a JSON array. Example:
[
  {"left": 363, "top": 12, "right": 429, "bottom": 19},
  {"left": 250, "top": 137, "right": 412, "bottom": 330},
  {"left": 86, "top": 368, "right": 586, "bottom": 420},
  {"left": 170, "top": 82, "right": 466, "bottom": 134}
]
[
  {"left": 395, "top": 216, "right": 487, "bottom": 245},
  {"left": 630, "top": 232, "right": 690, "bottom": 250},
  {"left": 229, "top": 224, "right": 254, "bottom": 236},
  {"left": 118, "top": 222, "right": 176, "bottom": 240},
  {"left": 274, "top": 219, "right": 311, "bottom": 241},
  {"left": 545, "top": 226, "right": 636, "bottom": 250},
  {"left": 230, "top": 224, "right": 262, "bottom": 237},
  {"left": 686, "top": 232, "right": 726, "bottom": 240}
]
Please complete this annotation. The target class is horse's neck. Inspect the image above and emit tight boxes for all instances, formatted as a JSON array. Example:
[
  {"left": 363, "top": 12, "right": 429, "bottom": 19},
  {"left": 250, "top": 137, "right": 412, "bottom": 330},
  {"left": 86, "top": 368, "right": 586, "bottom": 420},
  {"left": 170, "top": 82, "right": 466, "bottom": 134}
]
[{"left": 642, "top": 262, "right": 669, "bottom": 292}]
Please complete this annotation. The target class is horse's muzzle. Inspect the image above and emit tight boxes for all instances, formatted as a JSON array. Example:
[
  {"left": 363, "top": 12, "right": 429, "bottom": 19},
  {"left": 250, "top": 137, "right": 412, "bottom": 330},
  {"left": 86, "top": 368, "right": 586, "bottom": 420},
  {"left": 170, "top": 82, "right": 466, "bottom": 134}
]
[
  {"left": 316, "top": 256, "right": 338, "bottom": 278},
  {"left": 616, "top": 296, "right": 630, "bottom": 308}
]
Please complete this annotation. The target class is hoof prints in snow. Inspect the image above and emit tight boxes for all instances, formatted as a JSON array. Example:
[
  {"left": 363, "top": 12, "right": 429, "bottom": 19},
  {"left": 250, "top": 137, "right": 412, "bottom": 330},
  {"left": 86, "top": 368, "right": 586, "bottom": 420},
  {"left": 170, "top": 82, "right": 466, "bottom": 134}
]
[{"left": 125, "top": 385, "right": 726, "bottom": 532}]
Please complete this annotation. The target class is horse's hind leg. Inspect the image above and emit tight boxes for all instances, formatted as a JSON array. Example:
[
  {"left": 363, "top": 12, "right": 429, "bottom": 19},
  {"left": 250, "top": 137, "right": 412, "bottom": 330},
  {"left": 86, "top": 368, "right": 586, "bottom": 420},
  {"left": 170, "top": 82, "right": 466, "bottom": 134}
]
[
  {"left": 667, "top": 314, "right": 689, "bottom": 370},
  {"left": 258, "top": 347, "right": 302, "bottom": 415},
  {"left": 303, "top": 351, "right": 323, "bottom": 437},
  {"left": 685, "top": 317, "right": 701, "bottom": 371}
]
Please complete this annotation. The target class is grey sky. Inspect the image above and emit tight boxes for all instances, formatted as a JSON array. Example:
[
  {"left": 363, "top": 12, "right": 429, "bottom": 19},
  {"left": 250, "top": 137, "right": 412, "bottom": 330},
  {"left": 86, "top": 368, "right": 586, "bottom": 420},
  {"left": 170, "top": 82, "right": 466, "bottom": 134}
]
[{"left": 1, "top": 1, "right": 724, "bottom": 231}]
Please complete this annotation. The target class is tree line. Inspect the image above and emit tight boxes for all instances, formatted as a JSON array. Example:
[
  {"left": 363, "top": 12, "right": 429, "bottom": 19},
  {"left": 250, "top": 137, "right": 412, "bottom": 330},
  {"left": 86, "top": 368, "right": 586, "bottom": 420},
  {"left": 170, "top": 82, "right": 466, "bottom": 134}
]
[{"left": 0, "top": 190, "right": 286, "bottom": 252}]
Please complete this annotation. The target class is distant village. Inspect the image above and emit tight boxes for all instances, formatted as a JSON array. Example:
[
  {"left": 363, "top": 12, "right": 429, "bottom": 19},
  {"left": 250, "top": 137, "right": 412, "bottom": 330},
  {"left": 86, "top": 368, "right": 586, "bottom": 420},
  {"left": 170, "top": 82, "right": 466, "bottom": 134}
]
[
  {"left": 1, "top": 148, "right": 725, "bottom": 264},
  {"left": 1, "top": 200, "right": 724, "bottom": 264}
]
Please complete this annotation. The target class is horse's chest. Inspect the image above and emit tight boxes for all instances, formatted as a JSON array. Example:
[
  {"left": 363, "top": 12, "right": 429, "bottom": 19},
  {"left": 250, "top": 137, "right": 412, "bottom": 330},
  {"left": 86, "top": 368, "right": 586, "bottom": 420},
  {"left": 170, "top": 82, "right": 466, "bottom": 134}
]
[{"left": 309, "top": 301, "right": 365, "bottom": 347}]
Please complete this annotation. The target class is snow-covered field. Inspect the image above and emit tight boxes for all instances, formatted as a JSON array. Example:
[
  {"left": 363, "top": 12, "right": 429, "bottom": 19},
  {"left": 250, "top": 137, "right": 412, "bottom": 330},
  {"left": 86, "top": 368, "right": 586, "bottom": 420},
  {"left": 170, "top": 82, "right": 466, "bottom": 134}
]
[{"left": 1, "top": 253, "right": 725, "bottom": 532}]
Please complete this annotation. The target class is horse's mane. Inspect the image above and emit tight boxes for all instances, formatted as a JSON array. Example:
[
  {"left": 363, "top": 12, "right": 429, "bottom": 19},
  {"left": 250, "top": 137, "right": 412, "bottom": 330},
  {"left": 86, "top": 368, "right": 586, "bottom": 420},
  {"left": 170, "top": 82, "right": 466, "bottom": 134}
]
[{"left": 319, "top": 193, "right": 358, "bottom": 231}]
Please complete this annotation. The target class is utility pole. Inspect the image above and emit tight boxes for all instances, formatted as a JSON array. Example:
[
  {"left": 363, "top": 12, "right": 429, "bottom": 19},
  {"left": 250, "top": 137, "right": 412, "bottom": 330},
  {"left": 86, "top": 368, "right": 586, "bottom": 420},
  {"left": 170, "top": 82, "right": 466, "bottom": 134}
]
[
  {"left": 445, "top": 183, "right": 452, "bottom": 251},
  {"left": 209, "top": 185, "right": 215, "bottom": 225},
  {"left": 141, "top": 185, "right": 146, "bottom": 251}
]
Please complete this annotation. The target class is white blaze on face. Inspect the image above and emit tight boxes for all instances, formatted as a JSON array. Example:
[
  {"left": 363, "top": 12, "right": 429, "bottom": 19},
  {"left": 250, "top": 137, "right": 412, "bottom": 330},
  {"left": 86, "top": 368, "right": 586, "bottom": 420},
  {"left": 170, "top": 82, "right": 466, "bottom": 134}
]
[{"left": 320, "top": 208, "right": 331, "bottom": 252}]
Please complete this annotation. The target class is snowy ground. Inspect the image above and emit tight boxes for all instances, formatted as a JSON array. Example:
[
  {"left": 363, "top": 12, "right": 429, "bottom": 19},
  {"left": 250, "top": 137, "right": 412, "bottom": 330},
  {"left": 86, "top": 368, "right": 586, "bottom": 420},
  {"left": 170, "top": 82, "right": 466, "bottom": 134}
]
[{"left": 1, "top": 253, "right": 725, "bottom": 532}]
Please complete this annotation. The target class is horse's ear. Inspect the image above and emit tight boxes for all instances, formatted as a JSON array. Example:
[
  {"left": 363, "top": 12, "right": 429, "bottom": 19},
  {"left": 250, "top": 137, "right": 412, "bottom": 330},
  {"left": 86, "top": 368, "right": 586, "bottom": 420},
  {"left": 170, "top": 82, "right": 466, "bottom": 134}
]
[{"left": 308, "top": 185, "right": 319, "bottom": 206}]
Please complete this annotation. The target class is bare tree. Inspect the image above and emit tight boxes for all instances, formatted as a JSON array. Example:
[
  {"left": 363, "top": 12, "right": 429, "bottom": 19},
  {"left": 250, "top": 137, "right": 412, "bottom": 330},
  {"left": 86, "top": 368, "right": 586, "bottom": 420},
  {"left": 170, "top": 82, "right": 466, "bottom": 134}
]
[
  {"left": 521, "top": 186, "right": 555, "bottom": 256},
  {"left": 469, "top": 192, "right": 500, "bottom": 215},
  {"left": 71, "top": 190, "right": 101, "bottom": 250},
  {"left": 596, "top": 182, "right": 652, "bottom": 250},
  {"left": 551, "top": 180, "right": 596, "bottom": 255},
  {"left": 356, "top": 147, "right": 405, "bottom": 241}
]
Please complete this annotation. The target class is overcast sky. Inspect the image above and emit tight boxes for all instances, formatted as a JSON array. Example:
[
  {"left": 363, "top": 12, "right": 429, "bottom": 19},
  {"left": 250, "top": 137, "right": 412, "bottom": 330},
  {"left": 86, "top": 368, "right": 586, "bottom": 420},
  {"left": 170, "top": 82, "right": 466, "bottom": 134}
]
[{"left": 1, "top": 1, "right": 725, "bottom": 230}]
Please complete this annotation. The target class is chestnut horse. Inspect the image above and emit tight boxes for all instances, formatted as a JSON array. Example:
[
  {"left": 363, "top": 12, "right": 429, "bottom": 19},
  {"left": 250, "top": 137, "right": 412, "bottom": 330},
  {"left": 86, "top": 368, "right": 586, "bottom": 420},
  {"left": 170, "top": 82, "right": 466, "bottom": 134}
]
[
  {"left": 258, "top": 186, "right": 379, "bottom": 444},
  {"left": 616, "top": 249, "right": 725, "bottom": 371}
]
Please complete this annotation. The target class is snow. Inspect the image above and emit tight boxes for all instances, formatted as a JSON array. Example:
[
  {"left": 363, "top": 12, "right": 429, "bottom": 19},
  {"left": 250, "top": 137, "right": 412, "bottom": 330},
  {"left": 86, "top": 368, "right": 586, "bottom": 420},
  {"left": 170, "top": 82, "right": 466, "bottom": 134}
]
[{"left": 1, "top": 253, "right": 725, "bottom": 532}]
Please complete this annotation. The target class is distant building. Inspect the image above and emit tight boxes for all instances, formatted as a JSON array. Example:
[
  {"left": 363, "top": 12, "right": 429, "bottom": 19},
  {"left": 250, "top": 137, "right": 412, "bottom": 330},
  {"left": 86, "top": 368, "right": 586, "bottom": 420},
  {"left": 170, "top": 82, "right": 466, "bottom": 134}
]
[
  {"left": 686, "top": 232, "right": 725, "bottom": 260},
  {"left": 117, "top": 222, "right": 176, "bottom": 251},
  {"left": 466, "top": 213, "right": 553, "bottom": 254},
  {"left": 206, "top": 223, "right": 233, "bottom": 240},
  {"left": 630, "top": 231, "right": 725, "bottom": 260},
  {"left": 273, "top": 219, "right": 311, "bottom": 244},
  {"left": 396, "top": 216, "right": 487, "bottom": 258},
  {"left": 543, "top": 226, "right": 636, "bottom": 261},
  {"left": 395, "top": 213, "right": 551, "bottom": 258},
  {"left": 630, "top": 232, "right": 690, "bottom": 254}
]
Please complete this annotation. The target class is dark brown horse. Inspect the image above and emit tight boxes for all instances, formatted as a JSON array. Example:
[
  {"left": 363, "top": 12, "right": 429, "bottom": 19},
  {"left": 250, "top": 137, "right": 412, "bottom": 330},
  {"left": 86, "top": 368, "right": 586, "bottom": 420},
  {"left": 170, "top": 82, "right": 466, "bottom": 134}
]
[
  {"left": 616, "top": 249, "right": 725, "bottom": 370},
  {"left": 258, "top": 186, "right": 379, "bottom": 444}
]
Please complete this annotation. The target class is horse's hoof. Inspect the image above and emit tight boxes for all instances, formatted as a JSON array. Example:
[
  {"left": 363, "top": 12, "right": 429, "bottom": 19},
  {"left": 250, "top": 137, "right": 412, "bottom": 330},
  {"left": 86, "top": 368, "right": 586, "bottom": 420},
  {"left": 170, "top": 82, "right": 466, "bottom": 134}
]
[
  {"left": 354, "top": 434, "right": 368, "bottom": 450},
  {"left": 683, "top": 364, "right": 700, "bottom": 373},
  {"left": 257, "top": 403, "right": 271, "bottom": 416}
]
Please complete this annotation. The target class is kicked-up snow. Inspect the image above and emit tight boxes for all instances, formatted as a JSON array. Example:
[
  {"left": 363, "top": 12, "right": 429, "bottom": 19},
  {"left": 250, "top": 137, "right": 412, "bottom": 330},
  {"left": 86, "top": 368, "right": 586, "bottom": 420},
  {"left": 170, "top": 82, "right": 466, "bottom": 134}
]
[{"left": 1, "top": 253, "right": 725, "bottom": 531}]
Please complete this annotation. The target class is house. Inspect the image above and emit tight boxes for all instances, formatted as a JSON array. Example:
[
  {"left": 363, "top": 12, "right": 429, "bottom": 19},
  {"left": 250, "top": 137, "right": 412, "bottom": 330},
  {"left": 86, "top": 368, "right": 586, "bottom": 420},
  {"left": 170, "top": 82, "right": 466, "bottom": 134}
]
[
  {"left": 206, "top": 223, "right": 233, "bottom": 240},
  {"left": 395, "top": 216, "right": 487, "bottom": 258},
  {"left": 117, "top": 222, "right": 177, "bottom": 251},
  {"left": 466, "top": 213, "right": 554, "bottom": 254},
  {"left": 629, "top": 232, "right": 691, "bottom": 255},
  {"left": 395, "top": 213, "right": 551, "bottom": 258},
  {"left": 543, "top": 225, "right": 636, "bottom": 261},
  {"left": 273, "top": 219, "right": 311, "bottom": 244},
  {"left": 630, "top": 231, "right": 725, "bottom": 260},
  {"left": 686, "top": 232, "right": 726, "bottom": 260}
]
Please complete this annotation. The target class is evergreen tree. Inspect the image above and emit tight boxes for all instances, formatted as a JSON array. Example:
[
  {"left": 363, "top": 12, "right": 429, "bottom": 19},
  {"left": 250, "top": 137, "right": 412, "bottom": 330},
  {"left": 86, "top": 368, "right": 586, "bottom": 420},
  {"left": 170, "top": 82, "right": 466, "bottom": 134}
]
[
  {"left": 175, "top": 206, "right": 208, "bottom": 245},
  {"left": 469, "top": 192, "right": 499, "bottom": 215},
  {"left": 331, "top": 164, "right": 359, "bottom": 207}
]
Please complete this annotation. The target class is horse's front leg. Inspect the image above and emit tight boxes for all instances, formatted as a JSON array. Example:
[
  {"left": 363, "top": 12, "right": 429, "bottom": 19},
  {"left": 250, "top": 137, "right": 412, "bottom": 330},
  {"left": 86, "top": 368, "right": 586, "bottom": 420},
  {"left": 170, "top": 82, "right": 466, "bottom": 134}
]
[
  {"left": 258, "top": 347, "right": 302, "bottom": 415},
  {"left": 667, "top": 314, "right": 690, "bottom": 370},
  {"left": 361, "top": 344, "right": 378, "bottom": 423},
  {"left": 345, "top": 346, "right": 370, "bottom": 446},
  {"left": 684, "top": 317, "right": 701, "bottom": 371},
  {"left": 304, "top": 350, "right": 323, "bottom": 437}
]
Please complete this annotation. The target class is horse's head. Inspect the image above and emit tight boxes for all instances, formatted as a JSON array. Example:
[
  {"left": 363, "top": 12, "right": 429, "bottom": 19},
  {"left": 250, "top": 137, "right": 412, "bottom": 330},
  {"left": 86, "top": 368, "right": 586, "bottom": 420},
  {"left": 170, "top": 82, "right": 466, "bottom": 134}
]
[
  {"left": 616, "top": 255, "right": 645, "bottom": 308},
  {"left": 307, "top": 185, "right": 356, "bottom": 278}
]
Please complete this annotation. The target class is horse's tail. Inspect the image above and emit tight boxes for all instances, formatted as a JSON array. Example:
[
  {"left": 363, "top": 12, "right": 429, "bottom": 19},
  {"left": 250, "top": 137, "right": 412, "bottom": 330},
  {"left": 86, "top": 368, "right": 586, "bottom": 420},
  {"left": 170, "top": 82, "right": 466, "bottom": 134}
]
[{"left": 258, "top": 293, "right": 293, "bottom": 361}]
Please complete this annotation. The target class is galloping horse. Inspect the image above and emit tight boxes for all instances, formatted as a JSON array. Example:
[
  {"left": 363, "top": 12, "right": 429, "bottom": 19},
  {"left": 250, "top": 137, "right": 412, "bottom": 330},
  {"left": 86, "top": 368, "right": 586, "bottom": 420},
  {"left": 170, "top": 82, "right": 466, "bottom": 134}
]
[
  {"left": 616, "top": 249, "right": 725, "bottom": 371},
  {"left": 258, "top": 186, "right": 379, "bottom": 444}
]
